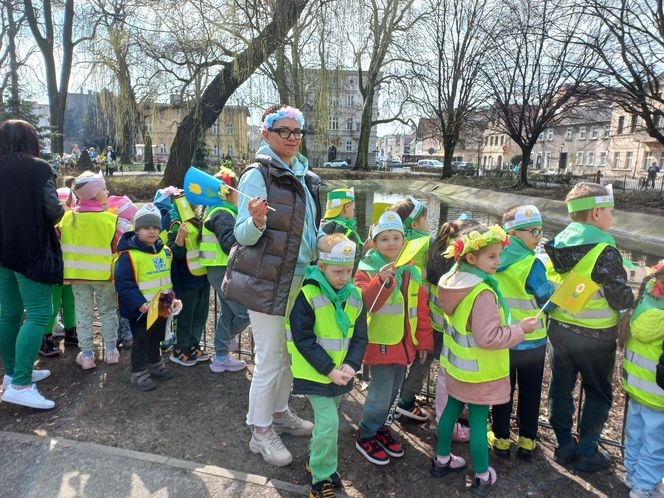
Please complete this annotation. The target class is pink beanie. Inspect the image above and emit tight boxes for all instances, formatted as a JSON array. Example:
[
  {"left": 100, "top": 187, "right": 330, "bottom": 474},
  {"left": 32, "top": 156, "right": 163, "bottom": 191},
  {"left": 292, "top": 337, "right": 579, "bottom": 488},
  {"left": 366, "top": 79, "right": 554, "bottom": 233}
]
[
  {"left": 56, "top": 187, "right": 77, "bottom": 207},
  {"left": 107, "top": 195, "right": 137, "bottom": 220}
]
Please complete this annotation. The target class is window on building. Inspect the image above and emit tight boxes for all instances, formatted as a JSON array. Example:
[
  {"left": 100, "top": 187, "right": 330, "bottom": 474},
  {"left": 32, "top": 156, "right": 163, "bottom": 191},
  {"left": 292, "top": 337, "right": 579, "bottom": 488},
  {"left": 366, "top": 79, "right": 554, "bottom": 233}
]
[
  {"left": 536, "top": 152, "right": 542, "bottom": 168},
  {"left": 546, "top": 129, "right": 554, "bottom": 141},
  {"left": 346, "top": 118, "right": 353, "bottom": 131},
  {"left": 330, "top": 96, "right": 339, "bottom": 107},
  {"left": 226, "top": 123, "right": 233, "bottom": 135},
  {"left": 227, "top": 145, "right": 233, "bottom": 157},
  {"left": 587, "top": 151, "right": 595, "bottom": 166},
  {"left": 599, "top": 151, "right": 607, "bottom": 167},
  {"left": 500, "top": 135, "right": 505, "bottom": 145},
  {"left": 576, "top": 152, "right": 584, "bottom": 166},
  {"left": 630, "top": 114, "right": 638, "bottom": 133},
  {"left": 591, "top": 126, "right": 599, "bottom": 139},
  {"left": 159, "top": 143, "right": 167, "bottom": 154},
  {"left": 346, "top": 94, "right": 354, "bottom": 107},
  {"left": 644, "top": 153, "right": 656, "bottom": 169},
  {"left": 212, "top": 122, "right": 219, "bottom": 135},
  {"left": 614, "top": 151, "right": 621, "bottom": 169},
  {"left": 345, "top": 140, "right": 353, "bottom": 152},
  {"left": 618, "top": 116, "right": 625, "bottom": 134},
  {"left": 626, "top": 151, "right": 634, "bottom": 169},
  {"left": 602, "top": 125, "right": 610, "bottom": 138},
  {"left": 565, "top": 127, "right": 573, "bottom": 140},
  {"left": 330, "top": 116, "right": 338, "bottom": 130},
  {"left": 578, "top": 127, "right": 587, "bottom": 140},
  {"left": 212, "top": 144, "right": 219, "bottom": 156},
  {"left": 544, "top": 151, "right": 551, "bottom": 168},
  {"left": 654, "top": 114, "right": 661, "bottom": 130}
]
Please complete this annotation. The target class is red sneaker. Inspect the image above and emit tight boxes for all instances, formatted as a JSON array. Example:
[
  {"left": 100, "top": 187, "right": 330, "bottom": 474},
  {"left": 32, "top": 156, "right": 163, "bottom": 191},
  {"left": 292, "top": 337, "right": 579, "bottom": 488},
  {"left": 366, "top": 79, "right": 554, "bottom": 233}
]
[
  {"left": 355, "top": 434, "right": 390, "bottom": 466},
  {"left": 376, "top": 427, "right": 404, "bottom": 458}
]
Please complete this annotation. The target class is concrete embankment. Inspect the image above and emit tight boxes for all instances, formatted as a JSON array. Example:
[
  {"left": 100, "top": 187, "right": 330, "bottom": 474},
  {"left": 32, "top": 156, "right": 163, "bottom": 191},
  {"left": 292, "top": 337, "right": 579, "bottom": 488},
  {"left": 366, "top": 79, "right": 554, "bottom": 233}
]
[{"left": 323, "top": 179, "right": 664, "bottom": 256}]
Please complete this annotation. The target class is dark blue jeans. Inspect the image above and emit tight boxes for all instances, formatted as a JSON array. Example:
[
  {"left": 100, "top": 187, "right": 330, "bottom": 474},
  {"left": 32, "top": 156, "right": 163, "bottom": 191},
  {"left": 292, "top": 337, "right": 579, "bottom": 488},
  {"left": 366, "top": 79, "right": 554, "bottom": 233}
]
[{"left": 207, "top": 266, "right": 249, "bottom": 357}]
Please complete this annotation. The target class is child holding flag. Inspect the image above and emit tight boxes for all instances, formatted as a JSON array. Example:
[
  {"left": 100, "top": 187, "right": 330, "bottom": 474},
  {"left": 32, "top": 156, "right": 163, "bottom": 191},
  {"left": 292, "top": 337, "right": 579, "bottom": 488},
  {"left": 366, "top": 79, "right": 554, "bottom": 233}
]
[
  {"left": 545, "top": 182, "right": 634, "bottom": 472},
  {"left": 622, "top": 263, "right": 664, "bottom": 498},
  {"left": 115, "top": 204, "right": 181, "bottom": 391},
  {"left": 320, "top": 188, "right": 365, "bottom": 270},
  {"left": 490, "top": 205, "right": 554, "bottom": 458},
  {"left": 287, "top": 234, "right": 368, "bottom": 498},
  {"left": 354, "top": 211, "right": 433, "bottom": 465},
  {"left": 432, "top": 224, "right": 539, "bottom": 496}
]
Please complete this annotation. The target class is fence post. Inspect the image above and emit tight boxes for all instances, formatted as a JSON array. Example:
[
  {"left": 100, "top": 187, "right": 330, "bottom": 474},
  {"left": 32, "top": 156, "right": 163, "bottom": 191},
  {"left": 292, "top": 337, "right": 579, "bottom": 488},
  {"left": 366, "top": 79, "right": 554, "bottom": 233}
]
[{"left": 624, "top": 175, "right": 627, "bottom": 194}]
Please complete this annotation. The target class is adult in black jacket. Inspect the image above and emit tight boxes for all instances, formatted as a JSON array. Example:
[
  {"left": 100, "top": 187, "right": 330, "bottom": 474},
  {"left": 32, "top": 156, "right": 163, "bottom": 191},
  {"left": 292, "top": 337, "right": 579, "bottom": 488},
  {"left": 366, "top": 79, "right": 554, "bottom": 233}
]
[{"left": 0, "top": 119, "right": 63, "bottom": 410}]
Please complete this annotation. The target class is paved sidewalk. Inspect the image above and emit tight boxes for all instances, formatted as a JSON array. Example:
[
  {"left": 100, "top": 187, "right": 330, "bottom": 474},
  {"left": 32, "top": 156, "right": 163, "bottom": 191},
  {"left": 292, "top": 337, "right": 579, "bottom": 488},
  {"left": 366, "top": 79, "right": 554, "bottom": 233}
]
[{"left": 0, "top": 431, "right": 307, "bottom": 498}]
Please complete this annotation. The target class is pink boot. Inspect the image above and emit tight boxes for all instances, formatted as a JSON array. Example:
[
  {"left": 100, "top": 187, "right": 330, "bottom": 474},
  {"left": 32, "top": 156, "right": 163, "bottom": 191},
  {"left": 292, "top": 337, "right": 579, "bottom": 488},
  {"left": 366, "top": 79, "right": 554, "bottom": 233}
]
[{"left": 452, "top": 422, "right": 470, "bottom": 442}]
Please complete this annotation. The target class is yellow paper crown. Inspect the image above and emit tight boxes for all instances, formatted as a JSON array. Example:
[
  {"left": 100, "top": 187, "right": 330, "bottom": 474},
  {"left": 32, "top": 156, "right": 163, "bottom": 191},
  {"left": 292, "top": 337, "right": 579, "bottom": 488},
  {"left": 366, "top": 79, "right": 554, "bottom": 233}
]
[{"left": 443, "top": 225, "right": 509, "bottom": 260}]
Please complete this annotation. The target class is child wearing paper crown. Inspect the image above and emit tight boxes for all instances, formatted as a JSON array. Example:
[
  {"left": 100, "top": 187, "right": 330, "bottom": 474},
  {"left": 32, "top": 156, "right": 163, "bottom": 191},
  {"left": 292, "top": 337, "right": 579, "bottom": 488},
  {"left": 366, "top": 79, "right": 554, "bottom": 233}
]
[
  {"left": 353, "top": 211, "right": 433, "bottom": 466},
  {"left": 58, "top": 171, "right": 122, "bottom": 369},
  {"left": 544, "top": 182, "right": 634, "bottom": 472},
  {"left": 622, "top": 263, "right": 664, "bottom": 498},
  {"left": 115, "top": 203, "right": 181, "bottom": 391},
  {"left": 108, "top": 195, "right": 138, "bottom": 349},
  {"left": 432, "top": 224, "right": 538, "bottom": 496},
  {"left": 490, "top": 204, "right": 555, "bottom": 459},
  {"left": 202, "top": 167, "right": 249, "bottom": 373},
  {"left": 320, "top": 188, "right": 365, "bottom": 270},
  {"left": 287, "top": 234, "right": 368, "bottom": 498}
]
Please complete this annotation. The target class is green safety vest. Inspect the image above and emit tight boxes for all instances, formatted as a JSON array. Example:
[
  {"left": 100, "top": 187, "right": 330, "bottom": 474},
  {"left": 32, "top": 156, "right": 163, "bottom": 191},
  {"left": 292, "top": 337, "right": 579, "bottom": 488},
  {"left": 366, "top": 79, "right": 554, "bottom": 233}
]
[
  {"left": 170, "top": 220, "right": 207, "bottom": 277},
  {"left": 286, "top": 284, "right": 363, "bottom": 384},
  {"left": 60, "top": 210, "right": 118, "bottom": 281},
  {"left": 127, "top": 246, "right": 173, "bottom": 302},
  {"left": 405, "top": 233, "right": 430, "bottom": 274},
  {"left": 199, "top": 206, "right": 236, "bottom": 267},
  {"left": 494, "top": 255, "right": 547, "bottom": 341},
  {"left": 623, "top": 293, "right": 664, "bottom": 410},
  {"left": 428, "top": 281, "right": 446, "bottom": 333},
  {"left": 548, "top": 243, "right": 619, "bottom": 329},
  {"left": 441, "top": 283, "right": 509, "bottom": 383},
  {"left": 366, "top": 272, "right": 420, "bottom": 346}
]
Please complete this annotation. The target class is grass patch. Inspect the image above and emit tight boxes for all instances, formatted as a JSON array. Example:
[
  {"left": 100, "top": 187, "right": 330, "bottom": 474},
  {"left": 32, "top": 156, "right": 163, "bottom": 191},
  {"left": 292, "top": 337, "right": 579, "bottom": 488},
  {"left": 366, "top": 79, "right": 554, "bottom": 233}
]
[{"left": 105, "top": 176, "right": 162, "bottom": 202}]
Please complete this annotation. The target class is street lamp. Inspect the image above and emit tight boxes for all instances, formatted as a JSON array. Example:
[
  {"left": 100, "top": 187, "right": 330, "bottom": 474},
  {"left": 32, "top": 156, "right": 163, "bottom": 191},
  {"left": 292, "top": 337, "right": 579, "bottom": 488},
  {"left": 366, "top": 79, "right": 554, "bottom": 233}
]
[{"left": 559, "top": 142, "right": 565, "bottom": 171}]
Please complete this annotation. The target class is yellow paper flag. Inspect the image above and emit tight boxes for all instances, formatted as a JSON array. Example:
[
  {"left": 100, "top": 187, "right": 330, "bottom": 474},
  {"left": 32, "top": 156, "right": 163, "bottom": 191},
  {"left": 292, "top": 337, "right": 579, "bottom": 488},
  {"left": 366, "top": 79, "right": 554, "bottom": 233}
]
[
  {"left": 395, "top": 237, "right": 428, "bottom": 267},
  {"left": 549, "top": 271, "right": 599, "bottom": 315},
  {"left": 371, "top": 202, "right": 392, "bottom": 225},
  {"left": 146, "top": 293, "right": 161, "bottom": 331},
  {"left": 174, "top": 195, "right": 196, "bottom": 221}
]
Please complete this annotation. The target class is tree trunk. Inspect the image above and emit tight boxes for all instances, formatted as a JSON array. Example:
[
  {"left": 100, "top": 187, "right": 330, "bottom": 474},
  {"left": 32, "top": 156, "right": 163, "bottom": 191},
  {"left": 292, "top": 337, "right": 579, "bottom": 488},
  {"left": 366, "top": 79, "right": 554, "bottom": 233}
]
[
  {"left": 441, "top": 138, "right": 457, "bottom": 179},
  {"left": 353, "top": 89, "right": 374, "bottom": 171},
  {"left": 515, "top": 146, "right": 532, "bottom": 189},
  {"left": 162, "top": 0, "right": 309, "bottom": 187}
]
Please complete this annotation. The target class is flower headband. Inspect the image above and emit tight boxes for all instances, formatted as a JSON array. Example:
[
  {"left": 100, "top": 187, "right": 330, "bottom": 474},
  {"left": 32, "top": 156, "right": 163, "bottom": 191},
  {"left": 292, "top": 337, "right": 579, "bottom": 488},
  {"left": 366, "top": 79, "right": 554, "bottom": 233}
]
[
  {"left": 404, "top": 197, "right": 425, "bottom": 228},
  {"left": 217, "top": 166, "right": 236, "bottom": 197},
  {"left": 566, "top": 184, "right": 614, "bottom": 213},
  {"left": 443, "top": 225, "right": 509, "bottom": 260},
  {"left": 262, "top": 106, "right": 305, "bottom": 131}
]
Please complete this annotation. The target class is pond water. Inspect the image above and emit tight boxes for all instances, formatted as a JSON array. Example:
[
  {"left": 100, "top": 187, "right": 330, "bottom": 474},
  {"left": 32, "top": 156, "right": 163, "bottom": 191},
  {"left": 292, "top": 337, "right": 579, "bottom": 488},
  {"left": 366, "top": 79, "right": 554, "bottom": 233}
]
[{"left": 323, "top": 187, "right": 661, "bottom": 288}]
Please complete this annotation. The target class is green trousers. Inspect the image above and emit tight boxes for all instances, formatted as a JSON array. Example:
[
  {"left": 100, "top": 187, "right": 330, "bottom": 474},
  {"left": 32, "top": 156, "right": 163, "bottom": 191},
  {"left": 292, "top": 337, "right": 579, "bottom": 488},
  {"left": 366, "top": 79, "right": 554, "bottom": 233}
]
[
  {"left": 307, "top": 395, "right": 342, "bottom": 485},
  {"left": 175, "top": 285, "right": 211, "bottom": 351},
  {"left": 0, "top": 266, "right": 53, "bottom": 385},
  {"left": 45, "top": 284, "right": 76, "bottom": 335},
  {"left": 437, "top": 395, "right": 489, "bottom": 473}
]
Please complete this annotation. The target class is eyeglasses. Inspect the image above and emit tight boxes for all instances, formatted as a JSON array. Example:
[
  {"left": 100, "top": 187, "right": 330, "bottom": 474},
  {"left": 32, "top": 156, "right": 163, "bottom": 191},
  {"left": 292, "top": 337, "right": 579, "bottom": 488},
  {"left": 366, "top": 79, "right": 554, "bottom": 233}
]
[
  {"left": 268, "top": 127, "right": 305, "bottom": 140},
  {"left": 517, "top": 228, "right": 544, "bottom": 238}
]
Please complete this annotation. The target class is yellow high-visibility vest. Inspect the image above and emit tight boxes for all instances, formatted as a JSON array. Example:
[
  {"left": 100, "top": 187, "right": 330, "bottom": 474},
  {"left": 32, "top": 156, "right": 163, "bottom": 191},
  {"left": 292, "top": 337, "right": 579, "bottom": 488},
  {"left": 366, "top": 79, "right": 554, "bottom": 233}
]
[{"left": 60, "top": 210, "right": 117, "bottom": 281}]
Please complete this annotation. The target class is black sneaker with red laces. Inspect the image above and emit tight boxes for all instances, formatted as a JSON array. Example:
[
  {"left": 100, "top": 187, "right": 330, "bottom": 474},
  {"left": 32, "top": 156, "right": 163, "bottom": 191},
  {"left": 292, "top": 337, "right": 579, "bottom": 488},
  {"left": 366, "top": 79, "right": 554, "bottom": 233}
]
[
  {"left": 376, "top": 426, "right": 404, "bottom": 458},
  {"left": 355, "top": 433, "right": 390, "bottom": 466}
]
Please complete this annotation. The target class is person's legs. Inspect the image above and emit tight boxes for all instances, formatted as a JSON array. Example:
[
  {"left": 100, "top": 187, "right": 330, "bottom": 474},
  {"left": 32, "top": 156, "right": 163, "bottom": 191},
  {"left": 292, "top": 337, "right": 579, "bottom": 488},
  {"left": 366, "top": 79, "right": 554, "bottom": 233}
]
[
  {"left": 308, "top": 395, "right": 342, "bottom": 485},
  {"left": 435, "top": 366, "right": 449, "bottom": 423},
  {"left": 61, "top": 285, "right": 76, "bottom": 329},
  {"left": 436, "top": 395, "right": 465, "bottom": 456},
  {"left": 399, "top": 352, "right": 435, "bottom": 408},
  {"left": 46, "top": 284, "right": 64, "bottom": 334},
  {"left": 189, "top": 284, "right": 210, "bottom": 350},
  {"left": 467, "top": 403, "right": 490, "bottom": 474},
  {"left": 146, "top": 317, "right": 167, "bottom": 365},
  {"left": 359, "top": 364, "right": 402, "bottom": 439},
  {"left": 94, "top": 281, "right": 119, "bottom": 352},
  {"left": 491, "top": 352, "right": 517, "bottom": 440},
  {"left": 516, "top": 346, "right": 546, "bottom": 441},
  {"left": 174, "top": 286, "right": 196, "bottom": 352},
  {"left": 72, "top": 284, "right": 95, "bottom": 353},
  {"left": 631, "top": 401, "right": 664, "bottom": 493},
  {"left": 0, "top": 267, "right": 24, "bottom": 377},
  {"left": 129, "top": 318, "right": 149, "bottom": 373},
  {"left": 623, "top": 398, "right": 643, "bottom": 485}
]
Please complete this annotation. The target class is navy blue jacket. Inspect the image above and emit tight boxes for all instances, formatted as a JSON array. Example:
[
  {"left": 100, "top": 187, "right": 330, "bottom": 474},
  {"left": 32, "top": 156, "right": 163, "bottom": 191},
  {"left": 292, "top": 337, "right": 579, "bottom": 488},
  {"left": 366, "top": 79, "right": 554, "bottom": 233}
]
[{"left": 115, "top": 231, "right": 171, "bottom": 321}]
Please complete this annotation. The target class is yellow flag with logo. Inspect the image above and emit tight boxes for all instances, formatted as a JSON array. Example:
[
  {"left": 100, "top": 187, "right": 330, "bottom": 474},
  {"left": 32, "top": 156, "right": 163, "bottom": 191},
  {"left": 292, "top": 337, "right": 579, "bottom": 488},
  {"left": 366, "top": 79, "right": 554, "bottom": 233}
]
[
  {"left": 395, "top": 237, "right": 428, "bottom": 268},
  {"left": 550, "top": 271, "right": 599, "bottom": 314},
  {"left": 174, "top": 195, "right": 196, "bottom": 221},
  {"left": 371, "top": 202, "right": 392, "bottom": 224},
  {"left": 146, "top": 292, "right": 161, "bottom": 330}
]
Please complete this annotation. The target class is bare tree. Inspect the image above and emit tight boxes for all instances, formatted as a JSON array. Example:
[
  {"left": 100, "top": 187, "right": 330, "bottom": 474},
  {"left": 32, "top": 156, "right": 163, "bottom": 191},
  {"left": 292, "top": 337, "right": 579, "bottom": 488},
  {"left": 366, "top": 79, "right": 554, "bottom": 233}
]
[
  {"left": 407, "top": 0, "right": 491, "bottom": 178},
  {"left": 483, "top": 0, "right": 600, "bottom": 187},
  {"left": 584, "top": 0, "right": 664, "bottom": 146}
]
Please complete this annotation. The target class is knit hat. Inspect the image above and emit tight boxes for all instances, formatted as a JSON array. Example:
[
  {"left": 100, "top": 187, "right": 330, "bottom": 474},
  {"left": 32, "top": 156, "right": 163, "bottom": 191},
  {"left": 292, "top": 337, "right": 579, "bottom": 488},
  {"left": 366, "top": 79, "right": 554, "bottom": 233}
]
[
  {"left": 73, "top": 170, "right": 106, "bottom": 201},
  {"left": 372, "top": 211, "right": 404, "bottom": 239},
  {"left": 56, "top": 187, "right": 77, "bottom": 207},
  {"left": 133, "top": 203, "right": 162, "bottom": 230},
  {"left": 107, "top": 195, "right": 137, "bottom": 221},
  {"left": 503, "top": 205, "right": 543, "bottom": 231},
  {"left": 319, "top": 240, "right": 357, "bottom": 266},
  {"left": 324, "top": 188, "right": 355, "bottom": 219}
]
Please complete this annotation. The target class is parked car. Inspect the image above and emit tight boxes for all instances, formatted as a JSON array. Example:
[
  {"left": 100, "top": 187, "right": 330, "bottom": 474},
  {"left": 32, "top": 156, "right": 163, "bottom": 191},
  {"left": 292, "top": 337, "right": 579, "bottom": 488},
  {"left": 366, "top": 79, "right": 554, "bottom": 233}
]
[
  {"left": 323, "top": 160, "right": 350, "bottom": 169},
  {"left": 417, "top": 159, "right": 444, "bottom": 168},
  {"left": 456, "top": 162, "right": 476, "bottom": 175},
  {"left": 385, "top": 159, "right": 402, "bottom": 168}
]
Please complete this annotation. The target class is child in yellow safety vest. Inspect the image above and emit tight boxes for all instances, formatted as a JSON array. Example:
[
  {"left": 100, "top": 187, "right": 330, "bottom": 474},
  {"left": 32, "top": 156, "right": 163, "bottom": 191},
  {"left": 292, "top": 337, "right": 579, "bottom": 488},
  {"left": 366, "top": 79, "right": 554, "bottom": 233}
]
[
  {"left": 544, "top": 182, "right": 634, "bottom": 472},
  {"left": 115, "top": 203, "right": 182, "bottom": 391},
  {"left": 167, "top": 196, "right": 210, "bottom": 366},
  {"left": 287, "top": 234, "right": 368, "bottom": 498},
  {"left": 432, "top": 224, "right": 539, "bottom": 496},
  {"left": 623, "top": 263, "right": 664, "bottom": 498},
  {"left": 354, "top": 211, "right": 433, "bottom": 466},
  {"left": 490, "top": 204, "right": 554, "bottom": 459},
  {"left": 58, "top": 171, "right": 122, "bottom": 369},
  {"left": 319, "top": 188, "right": 365, "bottom": 271}
]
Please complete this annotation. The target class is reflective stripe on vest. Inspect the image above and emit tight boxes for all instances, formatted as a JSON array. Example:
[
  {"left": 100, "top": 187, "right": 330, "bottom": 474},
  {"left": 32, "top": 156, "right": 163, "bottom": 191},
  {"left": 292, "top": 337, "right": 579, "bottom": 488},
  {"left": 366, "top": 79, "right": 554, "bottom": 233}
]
[
  {"left": 128, "top": 248, "right": 173, "bottom": 302},
  {"left": 60, "top": 210, "right": 118, "bottom": 281},
  {"left": 172, "top": 221, "right": 208, "bottom": 276},
  {"left": 548, "top": 243, "right": 619, "bottom": 329},
  {"left": 286, "top": 284, "right": 363, "bottom": 384},
  {"left": 366, "top": 274, "right": 420, "bottom": 346},
  {"left": 494, "top": 255, "right": 547, "bottom": 341},
  {"left": 199, "top": 206, "right": 235, "bottom": 267},
  {"left": 441, "top": 282, "right": 509, "bottom": 383},
  {"left": 428, "top": 282, "right": 446, "bottom": 332}
]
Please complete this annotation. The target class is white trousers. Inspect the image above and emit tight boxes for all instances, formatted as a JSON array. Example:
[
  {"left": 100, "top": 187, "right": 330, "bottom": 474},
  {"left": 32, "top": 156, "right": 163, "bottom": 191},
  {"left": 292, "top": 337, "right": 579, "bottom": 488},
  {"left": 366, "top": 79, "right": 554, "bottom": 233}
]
[{"left": 246, "top": 276, "right": 303, "bottom": 427}]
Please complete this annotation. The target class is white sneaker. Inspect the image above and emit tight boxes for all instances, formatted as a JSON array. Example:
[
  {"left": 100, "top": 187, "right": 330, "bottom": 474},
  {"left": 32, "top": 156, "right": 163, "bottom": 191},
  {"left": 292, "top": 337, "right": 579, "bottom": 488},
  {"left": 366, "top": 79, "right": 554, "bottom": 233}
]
[
  {"left": 249, "top": 427, "right": 292, "bottom": 467},
  {"left": 272, "top": 409, "right": 314, "bottom": 436},
  {"left": 1, "top": 384, "right": 55, "bottom": 409},
  {"left": 3, "top": 369, "right": 51, "bottom": 390}
]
